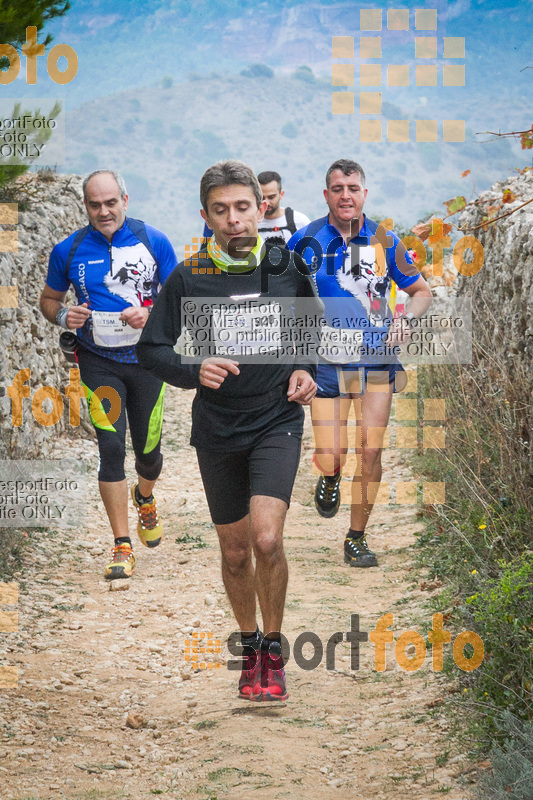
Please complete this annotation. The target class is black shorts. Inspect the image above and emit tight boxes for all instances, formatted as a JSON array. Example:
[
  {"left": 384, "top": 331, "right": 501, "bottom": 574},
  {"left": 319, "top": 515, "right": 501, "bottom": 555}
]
[{"left": 196, "top": 432, "right": 302, "bottom": 525}]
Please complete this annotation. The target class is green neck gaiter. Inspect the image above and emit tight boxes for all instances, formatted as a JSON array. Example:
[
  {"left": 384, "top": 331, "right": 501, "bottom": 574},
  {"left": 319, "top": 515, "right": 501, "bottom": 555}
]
[{"left": 207, "top": 235, "right": 265, "bottom": 273}]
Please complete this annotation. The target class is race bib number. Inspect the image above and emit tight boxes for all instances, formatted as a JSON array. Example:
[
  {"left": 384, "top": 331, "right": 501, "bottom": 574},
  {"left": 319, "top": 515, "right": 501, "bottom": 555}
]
[
  {"left": 319, "top": 325, "right": 364, "bottom": 364},
  {"left": 91, "top": 311, "right": 141, "bottom": 348},
  {"left": 212, "top": 302, "right": 282, "bottom": 355}
]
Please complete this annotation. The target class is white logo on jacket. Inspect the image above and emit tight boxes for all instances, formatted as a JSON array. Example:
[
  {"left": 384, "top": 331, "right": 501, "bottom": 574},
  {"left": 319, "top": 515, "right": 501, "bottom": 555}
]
[
  {"left": 336, "top": 244, "right": 389, "bottom": 326},
  {"left": 103, "top": 244, "right": 156, "bottom": 307}
]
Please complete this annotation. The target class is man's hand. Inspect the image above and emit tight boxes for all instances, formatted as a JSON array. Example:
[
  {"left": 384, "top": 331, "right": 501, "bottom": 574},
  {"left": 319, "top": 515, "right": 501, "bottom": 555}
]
[
  {"left": 199, "top": 357, "right": 240, "bottom": 389},
  {"left": 287, "top": 369, "right": 317, "bottom": 405},
  {"left": 120, "top": 306, "right": 150, "bottom": 329},
  {"left": 385, "top": 317, "right": 412, "bottom": 348},
  {"left": 66, "top": 302, "right": 92, "bottom": 330}
]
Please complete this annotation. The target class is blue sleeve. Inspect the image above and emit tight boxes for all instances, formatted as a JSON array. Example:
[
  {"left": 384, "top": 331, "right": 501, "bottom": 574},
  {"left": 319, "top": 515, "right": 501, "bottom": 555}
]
[
  {"left": 286, "top": 225, "right": 308, "bottom": 253},
  {"left": 46, "top": 239, "right": 72, "bottom": 292},
  {"left": 146, "top": 226, "right": 178, "bottom": 284},
  {"left": 389, "top": 233, "right": 421, "bottom": 289}
]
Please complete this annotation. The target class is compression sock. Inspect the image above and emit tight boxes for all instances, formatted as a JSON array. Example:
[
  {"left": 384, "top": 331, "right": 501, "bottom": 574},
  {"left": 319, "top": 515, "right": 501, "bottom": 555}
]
[
  {"left": 115, "top": 536, "right": 132, "bottom": 547},
  {"left": 241, "top": 627, "right": 262, "bottom": 658},
  {"left": 261, "top": 633, "right": 282, "bottom": 658},
  {"left": 347, "top": 528, "right": 365, "bottom": 540},
  {"left": 135, "top": 486, "right": 153, "bottom": 505}
]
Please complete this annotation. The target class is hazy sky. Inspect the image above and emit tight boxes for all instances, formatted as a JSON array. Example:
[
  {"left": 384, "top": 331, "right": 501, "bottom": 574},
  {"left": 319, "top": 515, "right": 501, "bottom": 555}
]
[{"left": 6, "top": 0, "right": 532, "bottom": 126}]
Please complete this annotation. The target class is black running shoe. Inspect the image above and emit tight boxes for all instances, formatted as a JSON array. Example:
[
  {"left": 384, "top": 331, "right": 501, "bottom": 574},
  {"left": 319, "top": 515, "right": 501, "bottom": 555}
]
[
  {"left": 344, "top": 535, "right": 378, "bottom": 567},
  {"left": 315, "top": 473, "right": 341, "bottom": 518}
]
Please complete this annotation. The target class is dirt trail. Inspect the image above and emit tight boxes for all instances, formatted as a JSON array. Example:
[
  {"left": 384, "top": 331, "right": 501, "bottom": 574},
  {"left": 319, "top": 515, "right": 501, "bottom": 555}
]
[{"left": 0, "top": 387, "right": 476, "bottom": 800}]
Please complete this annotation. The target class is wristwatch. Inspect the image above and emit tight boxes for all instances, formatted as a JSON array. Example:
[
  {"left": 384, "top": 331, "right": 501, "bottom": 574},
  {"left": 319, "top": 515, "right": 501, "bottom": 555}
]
[{"left": 55, "top": 306, "right": 69, "bottom": 329}]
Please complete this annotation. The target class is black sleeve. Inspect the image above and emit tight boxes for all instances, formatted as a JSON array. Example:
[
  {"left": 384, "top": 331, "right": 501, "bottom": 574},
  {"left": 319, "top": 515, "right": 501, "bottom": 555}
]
[
  {"left": 136, "top": 268, "right": 201, "bottom": 389},
  {"left": 291, "top": 251, "right": 324, "bottom": 378}
]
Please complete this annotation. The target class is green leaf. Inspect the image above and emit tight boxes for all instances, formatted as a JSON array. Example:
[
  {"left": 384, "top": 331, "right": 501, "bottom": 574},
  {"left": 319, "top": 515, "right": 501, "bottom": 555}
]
[
  {"left": 520, "top": 127, "right": 533, "bottom": 150},
  {"left": 443, "top": 195, "right": 467, "bottom": 215}
]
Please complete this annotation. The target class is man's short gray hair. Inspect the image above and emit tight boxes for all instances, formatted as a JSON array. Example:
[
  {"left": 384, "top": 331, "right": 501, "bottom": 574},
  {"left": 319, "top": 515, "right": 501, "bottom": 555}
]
[
  {"left": 200, "top": 160, "right": 262, "bottom": 211},
  {"left": 82, "top": 170, "right": 127, "bottom": 200}
]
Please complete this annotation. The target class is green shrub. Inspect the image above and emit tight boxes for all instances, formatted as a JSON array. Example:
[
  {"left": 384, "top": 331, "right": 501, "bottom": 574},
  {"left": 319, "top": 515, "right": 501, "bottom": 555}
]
[
  {"left": 466, "top": 553, "right": 533, "bottom": 720},
  {"left": 0, "top": 529, "right": 28, "bottom": 579},
  {"left": 475, "top": 711, "right": 533, "bottom": 799},
  {"left": 293, "top": 65, "right": 315, "bottom": 83},
  {"left": 240, "top": 63, "right": 274, "bottom": 79},
  {"left": 193, "top": 130, "right": 228, "bottom": 160},
  {"left": 281, "top": 122, "right": 298, "bottom": 139},
  {"left": 0, "top": 101, "right": 62, "bottom": 195}
]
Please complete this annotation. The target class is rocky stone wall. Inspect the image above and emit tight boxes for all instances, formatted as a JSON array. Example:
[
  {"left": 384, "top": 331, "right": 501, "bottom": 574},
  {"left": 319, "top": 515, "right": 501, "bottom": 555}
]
[
  {"left": 0, "top": 173, "right": 90, "bottom": 460},
  {"left": 456, "top": 169, "right": 533, "bottom": 389}
]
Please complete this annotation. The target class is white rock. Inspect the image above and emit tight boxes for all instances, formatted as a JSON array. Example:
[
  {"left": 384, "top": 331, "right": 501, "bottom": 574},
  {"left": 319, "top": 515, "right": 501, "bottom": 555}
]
[
  {"left": 109, "top": 580, "right": 130, "bottom": 592},
  {"left": 394, "top": 740, "right": 408, "bottom": 751}
]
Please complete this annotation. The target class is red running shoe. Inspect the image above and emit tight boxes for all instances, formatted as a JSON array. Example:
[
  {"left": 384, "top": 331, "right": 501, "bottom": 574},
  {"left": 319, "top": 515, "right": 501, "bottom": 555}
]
[
  {"left": 251, "top": 644, "right": 288, "bottom": 702},
  {"left": 238, "top": 647, "right": 261, "bottom": 699}
]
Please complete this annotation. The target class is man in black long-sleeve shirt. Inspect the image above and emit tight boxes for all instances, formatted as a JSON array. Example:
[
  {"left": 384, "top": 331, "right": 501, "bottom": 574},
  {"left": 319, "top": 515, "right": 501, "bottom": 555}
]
[{"left": 137, "top": 160, "right": 323, "bottom": 702}]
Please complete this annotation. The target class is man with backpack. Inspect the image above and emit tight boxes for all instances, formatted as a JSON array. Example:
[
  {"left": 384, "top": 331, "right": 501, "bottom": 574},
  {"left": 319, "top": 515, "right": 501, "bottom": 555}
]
[
  {"left": 39, "top": 170, "right": 177, "bottom": 580},
  {"left": 257, "top": 171, "right": 310, "bottom": 247}
]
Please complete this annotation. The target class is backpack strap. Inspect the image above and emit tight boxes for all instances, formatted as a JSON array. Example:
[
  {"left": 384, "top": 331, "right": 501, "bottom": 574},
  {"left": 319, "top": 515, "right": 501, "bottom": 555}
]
[
  {"left": 65, "top": 225, "right": 91, "bottom": 273},
  {"left": 125, "top": 217, "right": 158, "bottom": 262},
  {"left": 285, "top": 206, "right": 297, "bottom": 234}
]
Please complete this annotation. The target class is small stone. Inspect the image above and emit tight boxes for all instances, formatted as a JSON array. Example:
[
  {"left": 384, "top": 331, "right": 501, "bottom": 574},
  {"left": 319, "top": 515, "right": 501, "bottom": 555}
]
[
  {"left": 109, "top": 580, "right": 130, "bottom": 592},
  {"left": 126, "top": 712, "right": 144, "bottom": 729},
  {"left": 153, "top": 731, "right": 162, "bottom": 740},
  {"left": 130, "top": 621, "right": 142, "bottom": 628},
  {"left": 115, "top": 760, "right": 132, "bottom": 769},
  {"left": 328, "top": 778, "right": 342, "bottom": 788},
  {"left": 204, "top": 595, "right": 216, "bottom": 607},
  {"left": 68, "top": 622, "right": 83, "bottom": 630},
  {"left": 191, "top": 619, "right": 201, "bottom": 628},
  {"left": 394, "top": 740, "right": 408, "bottom": 751}
]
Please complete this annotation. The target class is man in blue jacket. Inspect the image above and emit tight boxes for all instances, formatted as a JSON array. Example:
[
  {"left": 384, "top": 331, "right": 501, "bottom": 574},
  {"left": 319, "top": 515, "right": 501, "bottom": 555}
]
[
  {"left": 40, "top": 170, "right": 177, "bottom": 581},
  {"left": 287, "top": 159, "right": 432, "bottom": 569}
]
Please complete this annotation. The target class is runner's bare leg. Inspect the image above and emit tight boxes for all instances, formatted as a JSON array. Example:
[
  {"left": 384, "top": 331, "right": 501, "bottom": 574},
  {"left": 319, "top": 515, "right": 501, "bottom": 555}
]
[
  {"left": 351, "top": 379, "right": 394, "bottom": 531},
  {"left": 250, "top": 495, "right": 288, "bottom": 636},
  {"left": 215, "top": 514, "right": 257, "bottom": 634}
]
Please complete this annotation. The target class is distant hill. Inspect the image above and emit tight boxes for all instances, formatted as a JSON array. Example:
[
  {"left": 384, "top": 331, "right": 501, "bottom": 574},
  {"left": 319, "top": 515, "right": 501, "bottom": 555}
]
[{"left": 64, "top": 72, "right": 522, "bottom": 257}]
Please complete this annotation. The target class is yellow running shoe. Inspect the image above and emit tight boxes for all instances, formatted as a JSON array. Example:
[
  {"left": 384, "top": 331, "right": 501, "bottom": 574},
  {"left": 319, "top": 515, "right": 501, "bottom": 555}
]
[
  {"left": 104, "top": 543, "right": 136, "bottom": 580},
  {"left": 131, "top": 484, "right": 163, "bottom": 548}
]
